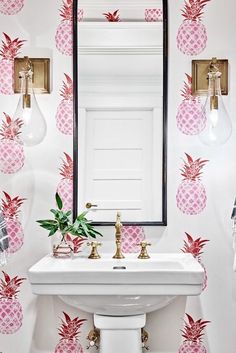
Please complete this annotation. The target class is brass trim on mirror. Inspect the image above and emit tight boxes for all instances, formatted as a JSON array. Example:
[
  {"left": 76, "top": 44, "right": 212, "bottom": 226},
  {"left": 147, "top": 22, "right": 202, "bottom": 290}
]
[
  {"left": 192, "top": 59, "right": 228, "bottom": 96},
  {"left": 14, "top": 58, "right": 50, "bottom": 94}
]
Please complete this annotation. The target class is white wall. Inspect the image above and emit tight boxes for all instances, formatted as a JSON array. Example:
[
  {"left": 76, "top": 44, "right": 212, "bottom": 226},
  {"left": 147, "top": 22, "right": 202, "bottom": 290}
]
[{"left": 0, "top": 0, "right": 236, "bottom": 353}]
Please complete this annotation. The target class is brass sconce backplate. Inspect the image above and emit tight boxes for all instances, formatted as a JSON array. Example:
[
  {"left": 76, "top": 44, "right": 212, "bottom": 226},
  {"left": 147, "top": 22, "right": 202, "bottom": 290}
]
[
  {"left": 192, "top": 59, "right": 228, "bottom": 96},
  {"left": 14, "top": 58, "right": 50, "bottom": 94}
]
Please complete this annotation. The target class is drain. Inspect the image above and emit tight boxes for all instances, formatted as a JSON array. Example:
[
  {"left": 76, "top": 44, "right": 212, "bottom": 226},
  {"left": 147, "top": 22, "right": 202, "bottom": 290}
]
[{"left": 113, "top": 266, "right": 126, "bottom": 270}]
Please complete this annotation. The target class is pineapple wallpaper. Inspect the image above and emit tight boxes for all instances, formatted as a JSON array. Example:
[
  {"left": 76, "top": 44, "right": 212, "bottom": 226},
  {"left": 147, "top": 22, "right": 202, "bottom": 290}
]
[
  {"left": 121, "top": 226, "right": 146, "bottom": 253},
  {"left": 0, "top": 33, "right": 26, "bottom": 95},
  {"left": 0, "top": 271, "right": 26, "bottom": 335},
  {"left": 54, "top": 312, "right": 86, "bottom": 353},
  {"left": 144, "top": 8, "right": 163, "bottom": 22},
  {"left": 103, "top": 10, "right": 121, "bottom": 22},
  {"left": 176, "top": 74, "right": 206, "bottom": 135},
  {"left": 0, "top": 0, "right": 24, "bottom": 16},
  {"left": 0, "top": 113, "right": 25, "bottom": 174},
  {"left": 1, "top": 191, "right": 26, "bottom": 254},
  {"left": 176, "top": 153, "right": 208, "bottom": 215},
  {"left": 176, "top": 0, "right": 211, "bottom": 56},
  {"left": 0, "top": 0, "right": 235, "bottom": 352},
  {"left": 178, "top": 314, "right": 210, "bottom": 353},
  {"left": 181, "top": 233, "right": 209, "bottom": 291},
  {"left": 55, "top": 74, "right": 73, "bottom": 135},
  {"left": 55, "top": 0, "right": 73, "bottom": 56},
  {"left": 56, "top": 152, "right": 73, "bottom": 212}
]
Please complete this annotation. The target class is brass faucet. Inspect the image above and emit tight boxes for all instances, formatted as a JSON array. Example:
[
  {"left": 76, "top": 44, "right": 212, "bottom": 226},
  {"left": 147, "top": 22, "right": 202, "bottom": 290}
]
[{"left": 112, "top": 212, "right": 125, "bottom": 259}]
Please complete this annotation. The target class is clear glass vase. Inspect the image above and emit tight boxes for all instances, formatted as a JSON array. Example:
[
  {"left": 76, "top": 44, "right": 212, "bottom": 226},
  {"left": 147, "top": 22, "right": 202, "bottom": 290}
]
[{"left": 51, "top": 233, "right": 73, "bottom": 258}]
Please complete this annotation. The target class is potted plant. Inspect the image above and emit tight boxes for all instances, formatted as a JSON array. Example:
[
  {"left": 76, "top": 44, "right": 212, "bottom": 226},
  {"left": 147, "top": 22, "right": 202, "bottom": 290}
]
[{"left": 37, "top": 193, "right": 102, "bottom": 257}]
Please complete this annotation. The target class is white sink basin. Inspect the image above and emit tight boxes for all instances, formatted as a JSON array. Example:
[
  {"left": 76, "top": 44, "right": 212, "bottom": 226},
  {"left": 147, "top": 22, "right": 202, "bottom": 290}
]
[{"left": 28, "top": 253, "right": 204, "bottom": 315}]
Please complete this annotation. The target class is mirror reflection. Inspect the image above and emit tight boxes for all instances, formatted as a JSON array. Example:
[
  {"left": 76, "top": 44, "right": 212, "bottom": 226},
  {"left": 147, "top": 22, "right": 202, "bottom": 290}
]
[{"left": 75, "top": 0, "right": 167, "bottom": 225}]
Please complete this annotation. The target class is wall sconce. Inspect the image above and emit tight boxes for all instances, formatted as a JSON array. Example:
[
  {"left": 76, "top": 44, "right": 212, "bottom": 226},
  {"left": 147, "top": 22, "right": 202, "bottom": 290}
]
[
  {"left": 13, "top": 56, "right": 49, "bottom": 146},
  {"left": 192, "top": 58, "right": 232, "bottom": 146}
]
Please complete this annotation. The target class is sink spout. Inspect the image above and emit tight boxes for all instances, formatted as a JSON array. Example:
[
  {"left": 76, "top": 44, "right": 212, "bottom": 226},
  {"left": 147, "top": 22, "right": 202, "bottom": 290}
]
[{"left": 112, "top": 212, "right": 125, "bottom": 259}]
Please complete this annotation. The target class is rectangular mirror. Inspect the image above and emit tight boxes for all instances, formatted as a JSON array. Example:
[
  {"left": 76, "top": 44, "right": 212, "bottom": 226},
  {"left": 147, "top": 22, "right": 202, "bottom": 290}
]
[{"left": 73, "top": 0, "right": 168, "bottom": 225}]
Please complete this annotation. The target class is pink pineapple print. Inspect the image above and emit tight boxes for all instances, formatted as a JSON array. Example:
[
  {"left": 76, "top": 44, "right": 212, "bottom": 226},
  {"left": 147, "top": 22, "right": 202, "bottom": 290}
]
[
  {"left": 0, "top": 271, "right": 26, "bottom": 334},
  {"left": 55, "top": 312, "right": 86, "bottom": 353},
  {"left": 145, "top": 9, "right": 163, "bottom": 22},
  {"left": 103, "top": 10, "right": 120, "bottom": 22},
  {"left": 177, "top": 74, "right": 206, "bottom": 135},
  {"left": 0, "top": 0, "right": 24, "bottom": 15},
  {"left": 0, "top": 113, "right": 25, "bottom": 174},
  {"left": 1, "top": 191, "right": 26, "bottom": 254},
  {"left": 56, "top": 73, "right": 73, "bottom": 135},
  {"left": 181, "top": 232, "right": 209, "bottom": 290},
  {"left": 121, "top": 226, "right": 145, "bottom": 253},
  {"left": 177, "top": 0, "right": 210, "bottom": 56},
  {"left": 56, "top": 152, "right": 73, "bottom": 211},
  {"left": 66, "top": 234, "right": 86, "bottom": 254},
  {"left": 55, "top": 0, "right": 73, "bottom": 56},
  {"left": 176, "top": 153, "right": 208, "bottom": 215},
  {"left": 0, "top": 33, "right": 25, "bottom": 95},
  {"left": 179, "top": 313, "right": 210, "bottom": 353}
]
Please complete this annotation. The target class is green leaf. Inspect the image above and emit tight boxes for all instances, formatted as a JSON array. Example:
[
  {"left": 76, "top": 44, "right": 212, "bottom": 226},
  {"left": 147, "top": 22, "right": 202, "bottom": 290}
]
[
  {"left": 88, "top": 232, "right": 96, "bottom": 239},
  {"left": 86, "top": 223, "right": 103, "bottom": 237},
  {"left": 48, "top": 226, "right": 58, "bottom": 237},
  {"left": 55, "top": 193, "right": 63, "bottom": 210},
  {"left": 80, "top": 222, "right": 90, "bottom": 237},
  {"left": 88, "top": 229, "right": 102, "bottom": 238},
  {"left": 73, "top": 219, "right": 81, "bottom": 228},
  {"left": 76, "top": 211, "right": 88, "bottom": 221},
  {"left": 39, "top": 224, "right": 58, "bottom": 231},
  {"left": 37, "top": 219, "right": 57, "bottom": 225},
  {"left": 69, "top": 227, "right": 83, "bottom": 236},
  {"left": 50, "top": 209, "right": 59, "bottom": 216},
  {"left": 58, "top": 212, "right": 68, "bottom": 223},
  {"left": 92, "top": 229, "right": 103, "bottom": 236}
]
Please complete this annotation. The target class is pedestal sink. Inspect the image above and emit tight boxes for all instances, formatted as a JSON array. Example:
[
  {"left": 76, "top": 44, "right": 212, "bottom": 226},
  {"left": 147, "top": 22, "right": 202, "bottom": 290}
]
[{"left": 28, "top": 253, "right": 204, "bottom": 353}]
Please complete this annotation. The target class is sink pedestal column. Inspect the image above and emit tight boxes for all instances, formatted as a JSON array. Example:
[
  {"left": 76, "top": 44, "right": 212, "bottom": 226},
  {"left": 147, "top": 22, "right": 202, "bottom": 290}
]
[{"left": 94, "top": 314, "right": 146, "bottom": 353}]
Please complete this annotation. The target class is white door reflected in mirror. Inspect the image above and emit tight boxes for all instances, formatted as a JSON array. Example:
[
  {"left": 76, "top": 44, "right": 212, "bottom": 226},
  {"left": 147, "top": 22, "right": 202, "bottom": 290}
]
[{"left": 79, "top": 109, "right": 162, "bottom": 222}]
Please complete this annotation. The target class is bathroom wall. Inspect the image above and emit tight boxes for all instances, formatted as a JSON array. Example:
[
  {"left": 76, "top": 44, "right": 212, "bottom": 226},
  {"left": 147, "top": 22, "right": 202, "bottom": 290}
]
[
  {"left": 0, "top": 1, "right": 75, "bottom": 352},
  {"left": 0, "top": 0, "right": 236, "bottom": 353}
]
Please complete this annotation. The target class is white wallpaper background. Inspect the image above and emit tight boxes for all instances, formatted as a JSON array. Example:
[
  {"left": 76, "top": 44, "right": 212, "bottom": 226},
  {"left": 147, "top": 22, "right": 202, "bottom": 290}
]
[{"left": 0, "top": 0, "right": 236, "bottom": 353}]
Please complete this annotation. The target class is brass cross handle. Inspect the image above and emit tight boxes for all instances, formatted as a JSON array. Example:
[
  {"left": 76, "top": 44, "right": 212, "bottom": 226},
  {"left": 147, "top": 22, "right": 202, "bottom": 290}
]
[
  {"left": 86, "top": 327, "right": 100, "bottom": 350},
  {"left": 141, "top": 328, "right": 150, "bottom": 350},
  {"left": 137, "top": 241, "right": 151, "bottom": 259},
  {"left": 87, "top": 241, "right": 102, "bottom": 259},
  {"left": 86, "top": 202, "right": 98, "bottom": 209}
]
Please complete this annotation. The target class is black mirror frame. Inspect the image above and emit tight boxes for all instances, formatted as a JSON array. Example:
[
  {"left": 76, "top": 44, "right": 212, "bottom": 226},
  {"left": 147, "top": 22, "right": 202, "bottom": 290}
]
[{"left": 72, "top": 0, "right": 168, "bottom": 226}]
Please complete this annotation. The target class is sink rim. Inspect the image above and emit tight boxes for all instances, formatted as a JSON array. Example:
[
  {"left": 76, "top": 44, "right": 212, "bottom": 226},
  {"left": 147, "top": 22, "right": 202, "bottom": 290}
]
[
  {"left": 28, "top": 252, "right": 204, "bottom": 293},
  {"left": 28, "top": 252, "right": 203, "bottom": 277}
]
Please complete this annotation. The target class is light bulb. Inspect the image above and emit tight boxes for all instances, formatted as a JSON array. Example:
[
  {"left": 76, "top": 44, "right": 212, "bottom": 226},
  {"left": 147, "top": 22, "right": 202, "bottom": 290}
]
[
  {"left": 199, "top": 70, "right": 232, "bottom": 146},
  {"left": 14, "top": 69, "right": 47, "bottom": 146}
]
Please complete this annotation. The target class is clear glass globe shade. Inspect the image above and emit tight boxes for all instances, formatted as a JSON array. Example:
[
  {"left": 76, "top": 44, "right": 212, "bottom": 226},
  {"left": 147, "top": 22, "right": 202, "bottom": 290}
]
[
  {"left": 199, "top": 73, "right": 232, "bottom": 146},
  {"left": 199, "top": 95, "right": 232, "bottom": 146},
  {"left": 14, "top": 71, "right": 47, "bottom": 146}
]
